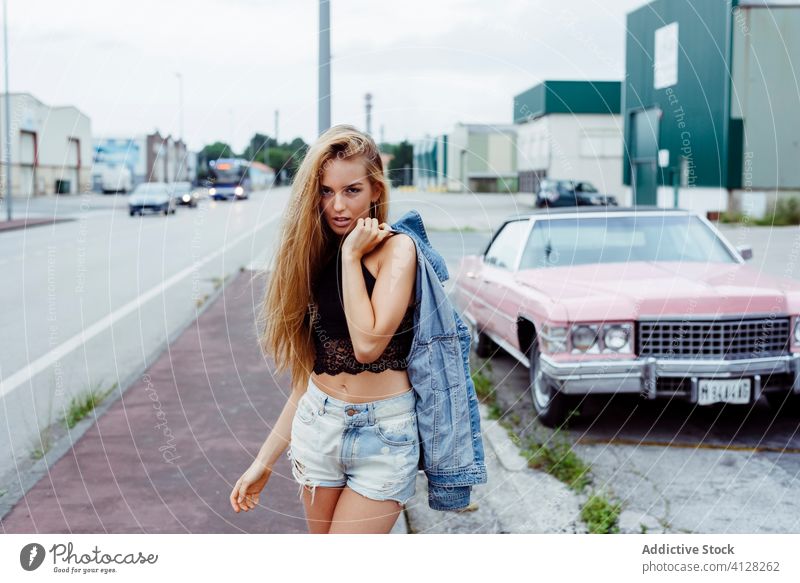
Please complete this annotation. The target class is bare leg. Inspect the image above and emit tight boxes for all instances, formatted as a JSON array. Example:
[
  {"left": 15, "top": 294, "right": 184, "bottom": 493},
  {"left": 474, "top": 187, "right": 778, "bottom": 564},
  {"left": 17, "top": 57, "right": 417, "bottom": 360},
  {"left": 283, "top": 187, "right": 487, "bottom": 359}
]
[
  {"left": 327, "top": 486, "right": 403, "bottom": 534},
  {"left": 301, "top": 485, "right": 345, "bottom": 534}
]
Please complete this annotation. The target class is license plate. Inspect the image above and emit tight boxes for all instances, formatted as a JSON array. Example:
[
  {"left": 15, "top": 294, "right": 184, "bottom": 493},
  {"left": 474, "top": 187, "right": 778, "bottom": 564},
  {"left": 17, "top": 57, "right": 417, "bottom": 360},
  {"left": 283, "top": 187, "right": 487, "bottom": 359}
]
[{"left": 697, "top": 378, "right": 751, "bottom": 405}]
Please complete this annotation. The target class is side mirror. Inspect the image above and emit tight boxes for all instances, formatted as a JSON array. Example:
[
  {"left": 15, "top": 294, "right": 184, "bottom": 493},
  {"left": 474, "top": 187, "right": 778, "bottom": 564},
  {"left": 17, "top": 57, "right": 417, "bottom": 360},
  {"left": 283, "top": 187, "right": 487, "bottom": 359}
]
[{"left": 736, "top": 245, "right": 753, "bottom": 261}]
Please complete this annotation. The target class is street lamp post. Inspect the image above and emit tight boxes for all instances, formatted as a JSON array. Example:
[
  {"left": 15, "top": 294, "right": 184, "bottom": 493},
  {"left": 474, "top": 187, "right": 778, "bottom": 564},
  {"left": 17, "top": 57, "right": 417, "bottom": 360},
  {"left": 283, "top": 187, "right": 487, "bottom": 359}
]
[
  {"left": 175, "top": 72, "right": 184, "bottom": 142},
  {"left": 3, "top": 0, "right": 12, "bottom": 221},
  {"left": 318, "top": 0, "right": 330, "bottom": 135}
]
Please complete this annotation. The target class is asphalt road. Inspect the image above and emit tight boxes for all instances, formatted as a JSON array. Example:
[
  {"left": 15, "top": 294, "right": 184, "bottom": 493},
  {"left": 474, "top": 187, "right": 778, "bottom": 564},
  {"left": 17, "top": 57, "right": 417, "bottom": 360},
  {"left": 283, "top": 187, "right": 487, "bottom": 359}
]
[{"left": 4, "top": 189, "right": 799, "bottom": 533}]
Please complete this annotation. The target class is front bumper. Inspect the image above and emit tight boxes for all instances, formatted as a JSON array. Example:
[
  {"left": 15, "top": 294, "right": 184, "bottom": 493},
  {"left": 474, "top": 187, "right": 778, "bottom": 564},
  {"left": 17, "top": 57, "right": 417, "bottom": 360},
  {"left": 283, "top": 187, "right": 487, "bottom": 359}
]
[
  {"left": 129, "top": 204, "right": 166, "bottom": 213},
  {"left": 539, "top": 352, "right": 800, "bottom": 403}
]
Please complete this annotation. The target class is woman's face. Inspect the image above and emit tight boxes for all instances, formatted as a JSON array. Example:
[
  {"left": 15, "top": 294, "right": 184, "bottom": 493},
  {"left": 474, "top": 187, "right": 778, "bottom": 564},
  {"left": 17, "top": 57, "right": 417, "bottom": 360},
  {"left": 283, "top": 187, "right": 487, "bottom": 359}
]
[{"left": 319, "top": 156, "right": 379, "bottom": 237}]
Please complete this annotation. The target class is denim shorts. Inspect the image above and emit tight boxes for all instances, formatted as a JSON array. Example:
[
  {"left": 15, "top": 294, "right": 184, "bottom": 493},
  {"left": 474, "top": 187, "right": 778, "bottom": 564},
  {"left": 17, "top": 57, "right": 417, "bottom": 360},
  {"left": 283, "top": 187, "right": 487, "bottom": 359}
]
[{"left": 285, "top": 376, "right": 420, "bottom": 506}]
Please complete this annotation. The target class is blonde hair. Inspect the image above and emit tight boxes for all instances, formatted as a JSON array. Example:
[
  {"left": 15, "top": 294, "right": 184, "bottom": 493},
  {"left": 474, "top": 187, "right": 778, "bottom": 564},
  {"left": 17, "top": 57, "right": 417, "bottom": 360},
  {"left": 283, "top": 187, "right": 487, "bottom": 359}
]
[{"left": 257, "top": 124, "right": 390, "bottom": 390}]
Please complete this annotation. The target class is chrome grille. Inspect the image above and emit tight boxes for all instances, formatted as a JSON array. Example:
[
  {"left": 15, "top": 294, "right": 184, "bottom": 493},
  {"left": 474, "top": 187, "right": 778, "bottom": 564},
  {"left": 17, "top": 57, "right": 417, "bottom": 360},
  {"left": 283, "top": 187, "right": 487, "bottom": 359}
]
[{"left": 636, "top": 316, "right": 791, "bottom": 359}]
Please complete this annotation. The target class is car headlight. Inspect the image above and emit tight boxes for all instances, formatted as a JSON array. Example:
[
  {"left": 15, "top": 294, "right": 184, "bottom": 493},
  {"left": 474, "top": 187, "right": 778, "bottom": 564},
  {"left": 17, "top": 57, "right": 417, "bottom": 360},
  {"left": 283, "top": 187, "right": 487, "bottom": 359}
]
[
  {"left": 571, "top": 325, "right": 599, "bottom": 352},
  {"left": 235, "top": 186, "right": 244, "bottom": 195},
  {"left": 182, "top": 194, "right": 191, "bottom": 202},
  {"left": 603, "top": 324, "right": 631, "bottom": 352},
  {"left": 794, "top": 317, "right": 800, "bottom": 344},
  {"left": 209, "top": 187, "right": 216, "bottom": 195},
  {"left": 541, "top": 322, "right": 568, "bottom": 353}
]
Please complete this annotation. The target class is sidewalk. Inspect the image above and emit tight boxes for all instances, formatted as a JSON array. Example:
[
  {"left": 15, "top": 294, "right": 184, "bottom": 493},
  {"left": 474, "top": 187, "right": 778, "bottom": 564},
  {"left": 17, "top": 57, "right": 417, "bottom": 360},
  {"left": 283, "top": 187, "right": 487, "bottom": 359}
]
[
  {"left": 0, "top": 269, "right": 313, "bottom": 533},
  {"left": 0, "top": 217, "right": 74, "bottom": 232}
]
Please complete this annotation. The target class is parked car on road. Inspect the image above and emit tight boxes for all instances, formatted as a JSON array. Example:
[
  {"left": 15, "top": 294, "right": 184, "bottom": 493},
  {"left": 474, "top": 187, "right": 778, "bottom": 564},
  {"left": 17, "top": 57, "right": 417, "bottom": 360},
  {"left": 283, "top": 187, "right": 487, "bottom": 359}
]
[
  {"left": 128, "top": 182, "right": 177, "bottom": 216},
  {"left": 535, "top": 179, "right": 618, "bottom": 208},
  {"left": 452, "top": 206, "right": 800, "bottom": 427},
  {"left": 170, "top": 181, "right": 202, "bottom": 207}
]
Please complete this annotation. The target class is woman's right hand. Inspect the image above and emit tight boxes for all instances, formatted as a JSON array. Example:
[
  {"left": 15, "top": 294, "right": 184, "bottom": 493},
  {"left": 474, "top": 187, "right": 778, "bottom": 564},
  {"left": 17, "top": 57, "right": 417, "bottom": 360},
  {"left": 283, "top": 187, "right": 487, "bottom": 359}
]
[{"left": 230, "top": 460, "right": 272, "bottom": 513}]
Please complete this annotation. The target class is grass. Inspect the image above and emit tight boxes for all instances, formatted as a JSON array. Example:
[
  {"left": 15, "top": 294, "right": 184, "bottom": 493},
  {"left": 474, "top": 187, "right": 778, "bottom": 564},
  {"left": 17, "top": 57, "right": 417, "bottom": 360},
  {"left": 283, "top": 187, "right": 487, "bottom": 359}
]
[
  {"left": 63, "top": 381, "right": 117, "bottom": 430},
  {"left": 519, "top": 433, "right": 591, "bottom": 492},
  {"left": 720, "top": 197, "right": 800, "bottom": 226},
  {"left": 30, "top": 427, "right": 54, "bottom": 460},
  {"left": 471, "top": 367, "right": 495, "bottom": 401},
  {"left": 581, "top": 493, "right": 622, "bottom": 534}
]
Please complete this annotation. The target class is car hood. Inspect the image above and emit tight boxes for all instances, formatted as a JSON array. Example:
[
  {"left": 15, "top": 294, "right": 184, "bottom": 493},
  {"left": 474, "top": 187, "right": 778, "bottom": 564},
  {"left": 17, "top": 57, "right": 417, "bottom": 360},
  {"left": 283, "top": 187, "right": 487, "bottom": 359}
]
[{"left": 514, "top": 261, "right": 800, "bottom": 321}]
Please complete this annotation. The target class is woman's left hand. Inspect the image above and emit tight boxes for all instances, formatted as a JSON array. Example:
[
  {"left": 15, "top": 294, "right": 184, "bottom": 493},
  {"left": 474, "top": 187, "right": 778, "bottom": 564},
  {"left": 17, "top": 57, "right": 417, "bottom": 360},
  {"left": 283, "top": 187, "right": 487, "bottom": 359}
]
[{"left": 342, "top": 217, "right": 392, "bottom": 259}]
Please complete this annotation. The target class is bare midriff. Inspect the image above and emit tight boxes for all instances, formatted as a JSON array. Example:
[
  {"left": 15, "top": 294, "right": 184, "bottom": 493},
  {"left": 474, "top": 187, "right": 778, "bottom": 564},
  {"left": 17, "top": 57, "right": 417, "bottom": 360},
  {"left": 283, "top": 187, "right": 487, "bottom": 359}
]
[
  {"left": 310, "top": 368, "right": 413, "bottom": 403},
  {"left": 310, "top": 250, "right": 414, "bottom": 404}
]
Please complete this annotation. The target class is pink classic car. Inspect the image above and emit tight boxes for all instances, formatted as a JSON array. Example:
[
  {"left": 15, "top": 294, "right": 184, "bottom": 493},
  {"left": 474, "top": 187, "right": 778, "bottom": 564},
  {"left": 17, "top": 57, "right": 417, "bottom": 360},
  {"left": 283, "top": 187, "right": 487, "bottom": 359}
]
[{"left": 452, "top": 206, "right": 800, "bottom": 427}]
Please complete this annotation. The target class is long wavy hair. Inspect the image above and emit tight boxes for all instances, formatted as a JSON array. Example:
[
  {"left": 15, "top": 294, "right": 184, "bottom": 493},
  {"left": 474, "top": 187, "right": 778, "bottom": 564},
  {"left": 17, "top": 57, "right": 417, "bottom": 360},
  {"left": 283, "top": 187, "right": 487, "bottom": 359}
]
[{"left": 257, "top": 124, "right": 391, "bottom": 390}]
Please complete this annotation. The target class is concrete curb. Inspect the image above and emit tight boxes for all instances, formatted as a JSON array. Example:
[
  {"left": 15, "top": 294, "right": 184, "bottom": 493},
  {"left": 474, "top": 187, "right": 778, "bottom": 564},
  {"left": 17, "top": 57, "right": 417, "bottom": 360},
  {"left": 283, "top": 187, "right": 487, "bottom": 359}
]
[{"left": 402, "top": 403, "right": 586, "bottom": 533}]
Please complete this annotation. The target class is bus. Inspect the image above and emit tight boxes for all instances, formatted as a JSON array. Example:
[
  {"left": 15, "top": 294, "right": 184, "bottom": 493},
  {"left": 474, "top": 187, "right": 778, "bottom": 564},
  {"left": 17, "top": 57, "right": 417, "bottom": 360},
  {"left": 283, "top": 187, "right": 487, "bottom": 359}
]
[{"left": 207, "top": 158, "right": 275, "bottom": 200}]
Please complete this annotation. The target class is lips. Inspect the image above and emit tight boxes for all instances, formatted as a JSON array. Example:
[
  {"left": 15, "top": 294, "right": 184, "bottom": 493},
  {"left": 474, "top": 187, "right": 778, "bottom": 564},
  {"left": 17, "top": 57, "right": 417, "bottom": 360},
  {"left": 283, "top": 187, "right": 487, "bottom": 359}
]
[{"left": 332, "top": 217, "right": 350, "bottom": 226}]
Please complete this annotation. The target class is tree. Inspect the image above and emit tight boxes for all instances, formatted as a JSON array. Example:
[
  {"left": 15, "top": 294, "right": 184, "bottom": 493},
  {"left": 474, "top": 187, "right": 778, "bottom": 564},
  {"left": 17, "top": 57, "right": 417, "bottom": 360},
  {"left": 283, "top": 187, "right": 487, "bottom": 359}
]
[{"left": 386, "top": 140, "right": 413, "bottom": 186}]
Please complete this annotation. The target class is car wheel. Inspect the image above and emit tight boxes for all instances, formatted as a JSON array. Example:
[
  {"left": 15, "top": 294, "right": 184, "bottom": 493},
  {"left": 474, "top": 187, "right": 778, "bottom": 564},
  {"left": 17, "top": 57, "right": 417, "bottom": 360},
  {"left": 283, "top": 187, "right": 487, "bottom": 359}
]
[
  {"left": 129, "top": 210, "right": 135, "bottom": 217},
  {"left": 765, "top": 390, "right": 800, "bottom": 416},
  {"left": 163, "top": 206, "right": 169, "bottom": 216},
  {"left": 528, "top": 340, "right": 577, "bottom": 428}
]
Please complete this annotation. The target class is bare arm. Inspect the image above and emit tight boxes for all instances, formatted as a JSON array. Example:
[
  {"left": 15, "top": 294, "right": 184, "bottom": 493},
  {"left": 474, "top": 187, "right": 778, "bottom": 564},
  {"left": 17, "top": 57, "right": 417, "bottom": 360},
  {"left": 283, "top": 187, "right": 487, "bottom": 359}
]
[
  {"left": 341, "top": 232, "right": 416, "bottom": 363},
  {"left": 251, "top": 378, "right": 308, "bottom": 470}
]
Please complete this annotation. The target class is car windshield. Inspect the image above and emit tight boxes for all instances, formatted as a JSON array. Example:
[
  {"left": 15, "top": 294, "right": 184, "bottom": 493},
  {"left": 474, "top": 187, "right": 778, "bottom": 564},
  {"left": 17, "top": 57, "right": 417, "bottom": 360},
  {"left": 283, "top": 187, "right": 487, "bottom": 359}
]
[
  {"left": 556, "top": 181, "right": 575, "bottom": 193},
  {"left": 519, "top": 215, "right": 738, "bottom": 268},
  {"left": 133, "top": 184, "right": 168, "bottom": 196},
  {"left": 170, "top": 183, "right": 192, "bottom": 194},
  {"left": 575, "top": 182, "right": 598, "bottom": 193}
]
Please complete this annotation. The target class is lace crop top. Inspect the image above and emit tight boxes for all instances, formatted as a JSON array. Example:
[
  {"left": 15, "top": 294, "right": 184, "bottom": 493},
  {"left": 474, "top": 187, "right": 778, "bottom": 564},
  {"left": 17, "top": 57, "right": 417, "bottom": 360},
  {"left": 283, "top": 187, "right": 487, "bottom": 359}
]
[{"left": 308, "top": 251, "right": 416, "bottom": 375}]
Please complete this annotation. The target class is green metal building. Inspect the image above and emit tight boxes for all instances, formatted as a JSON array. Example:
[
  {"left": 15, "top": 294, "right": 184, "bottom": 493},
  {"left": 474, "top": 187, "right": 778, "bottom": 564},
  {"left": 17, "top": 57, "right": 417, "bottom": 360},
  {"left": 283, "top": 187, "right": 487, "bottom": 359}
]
[{"left": 623, "top": 0, "right": 800, "bottom": 215}]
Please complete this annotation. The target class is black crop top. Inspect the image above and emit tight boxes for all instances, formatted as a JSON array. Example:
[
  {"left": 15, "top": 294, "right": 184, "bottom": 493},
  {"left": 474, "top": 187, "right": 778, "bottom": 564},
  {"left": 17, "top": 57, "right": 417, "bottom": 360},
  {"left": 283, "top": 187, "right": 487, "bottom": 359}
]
[{"left": 308, "top": 250, "right": 415, "bottom": 375}]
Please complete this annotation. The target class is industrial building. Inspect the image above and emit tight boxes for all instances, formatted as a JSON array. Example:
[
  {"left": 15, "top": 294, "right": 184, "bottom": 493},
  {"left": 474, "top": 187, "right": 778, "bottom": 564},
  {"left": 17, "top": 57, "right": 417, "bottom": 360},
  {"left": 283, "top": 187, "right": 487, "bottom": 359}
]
[
  {"left": 0, "top": 92, "right": 92, "bottom": 197},
  {"left": 93, "top": 131, "right": 192, "bottom": 192},
  {"left": 446, "top": 123, "right": 517, "bottom": 193},
  {"left": 513, "top": 80, "right": 624, "bottom": 198},
  {"left": 412, "top": 134, "right": 447, "bottom": 191},
  {"left": 623, "top": 0, "right": 800, "bottom": 216}
]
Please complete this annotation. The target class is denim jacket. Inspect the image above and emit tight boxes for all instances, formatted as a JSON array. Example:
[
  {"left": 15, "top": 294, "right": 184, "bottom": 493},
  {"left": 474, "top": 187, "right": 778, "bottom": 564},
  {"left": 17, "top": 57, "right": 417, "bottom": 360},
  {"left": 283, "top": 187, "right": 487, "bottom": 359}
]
[{"left": 389, "top": 209, "right": 488, "bottom": 511}]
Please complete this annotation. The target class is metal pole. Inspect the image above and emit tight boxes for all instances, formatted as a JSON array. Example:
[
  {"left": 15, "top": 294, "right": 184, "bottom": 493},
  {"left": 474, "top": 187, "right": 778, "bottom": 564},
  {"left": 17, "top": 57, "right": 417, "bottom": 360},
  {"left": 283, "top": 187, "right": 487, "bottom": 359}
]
[
  {"left": 3, "top": 0, "right": 12, "bottom": 221},
  {"left": 318, "top": 0, "right": 330, "bottom": 135},
  {"left": 365, "top": 92, "right": 372, "bottom": 135},
  {"left": 229, "top": 108, "right": 234, "bottom": 154},
  {"left": 175, "top": 72, "right": 183, "bottom": 142}
]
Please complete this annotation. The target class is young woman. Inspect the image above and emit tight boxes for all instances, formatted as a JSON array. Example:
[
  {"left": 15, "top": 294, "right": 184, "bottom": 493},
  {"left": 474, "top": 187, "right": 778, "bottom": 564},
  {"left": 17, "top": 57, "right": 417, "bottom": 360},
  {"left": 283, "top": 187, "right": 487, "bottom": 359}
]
[{"left": 229, "top": 125, "right": 420, "bottom": 534}]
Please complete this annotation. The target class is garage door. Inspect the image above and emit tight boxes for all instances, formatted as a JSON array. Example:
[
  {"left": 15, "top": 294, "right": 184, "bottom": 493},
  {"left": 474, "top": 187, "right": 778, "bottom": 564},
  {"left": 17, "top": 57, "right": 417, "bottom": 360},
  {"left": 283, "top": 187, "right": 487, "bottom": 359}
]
[
  {"left": 19, "top": 131, "right": 35, "bottom": 197},
  {"left": 66, "top": 138, "right": 80, "bottom": 194}
]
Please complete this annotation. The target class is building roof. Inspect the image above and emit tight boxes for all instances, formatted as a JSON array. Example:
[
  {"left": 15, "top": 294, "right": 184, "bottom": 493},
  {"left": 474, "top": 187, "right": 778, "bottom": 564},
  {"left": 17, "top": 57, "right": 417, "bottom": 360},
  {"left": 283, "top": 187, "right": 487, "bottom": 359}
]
[
  {"left": 456, "top": 122, "right": 517, "bottom": 134},
  {"left": 513, "top": 80, "right": 622, "bottom": 124}
]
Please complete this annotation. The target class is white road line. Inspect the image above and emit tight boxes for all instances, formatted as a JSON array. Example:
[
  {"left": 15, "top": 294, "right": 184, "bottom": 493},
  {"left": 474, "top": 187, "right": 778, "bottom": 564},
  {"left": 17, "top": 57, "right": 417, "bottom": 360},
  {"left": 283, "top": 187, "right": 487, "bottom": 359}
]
[{"left": 0, "top": 215, "right": 280, "bottom": 399}]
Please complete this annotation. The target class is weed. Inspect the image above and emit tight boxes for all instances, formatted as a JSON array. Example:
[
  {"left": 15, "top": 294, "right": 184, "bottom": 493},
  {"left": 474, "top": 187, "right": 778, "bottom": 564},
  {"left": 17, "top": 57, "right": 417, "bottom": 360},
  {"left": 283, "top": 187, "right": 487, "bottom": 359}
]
[
  {"left": 580, "top": 493, "right": 622, "bottom": 534},
  {"left": 471, "top": 369, "right": 494, "bottom": 400},
  {"left": 520, "top": 434, "right": 591, "bottom": 492},
  {"left": 63, "top": 381, "right": 117, "bottom": 429}
]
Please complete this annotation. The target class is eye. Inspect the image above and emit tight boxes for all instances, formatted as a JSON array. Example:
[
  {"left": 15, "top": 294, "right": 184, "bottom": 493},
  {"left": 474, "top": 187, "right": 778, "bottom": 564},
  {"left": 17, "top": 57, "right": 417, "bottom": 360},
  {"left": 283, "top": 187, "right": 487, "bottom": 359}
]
[{"left": 347, "top": 187, "right": 361, "bottom": 194}]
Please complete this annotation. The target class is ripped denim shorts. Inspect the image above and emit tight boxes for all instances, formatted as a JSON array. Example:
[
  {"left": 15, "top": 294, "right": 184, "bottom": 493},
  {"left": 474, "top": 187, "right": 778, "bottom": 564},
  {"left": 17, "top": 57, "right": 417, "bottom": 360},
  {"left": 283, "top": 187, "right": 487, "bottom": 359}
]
[{"left": 285, "top": 375, "right": 420, "bottom": 507}]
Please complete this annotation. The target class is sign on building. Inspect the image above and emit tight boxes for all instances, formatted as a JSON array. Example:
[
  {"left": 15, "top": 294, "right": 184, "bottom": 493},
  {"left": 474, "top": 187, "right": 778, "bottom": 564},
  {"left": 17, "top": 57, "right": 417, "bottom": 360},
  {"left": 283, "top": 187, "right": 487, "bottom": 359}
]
[{"left": 654, "top": 22, "right": 679, "bottom": 89}]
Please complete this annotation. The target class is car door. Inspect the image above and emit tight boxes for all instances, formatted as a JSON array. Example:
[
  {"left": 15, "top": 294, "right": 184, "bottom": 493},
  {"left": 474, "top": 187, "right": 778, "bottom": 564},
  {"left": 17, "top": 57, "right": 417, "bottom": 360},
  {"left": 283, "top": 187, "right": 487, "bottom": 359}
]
[{"left": 478, "top": 219, "right": 531, "bottom": 342}]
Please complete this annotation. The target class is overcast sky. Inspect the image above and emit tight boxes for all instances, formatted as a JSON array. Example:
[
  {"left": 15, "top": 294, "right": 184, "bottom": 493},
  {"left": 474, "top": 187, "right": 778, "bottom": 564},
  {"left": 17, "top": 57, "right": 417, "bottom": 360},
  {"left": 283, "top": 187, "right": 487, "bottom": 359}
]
[{"left": 9, "top": 0, "right": 645, "bottom": 152}]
